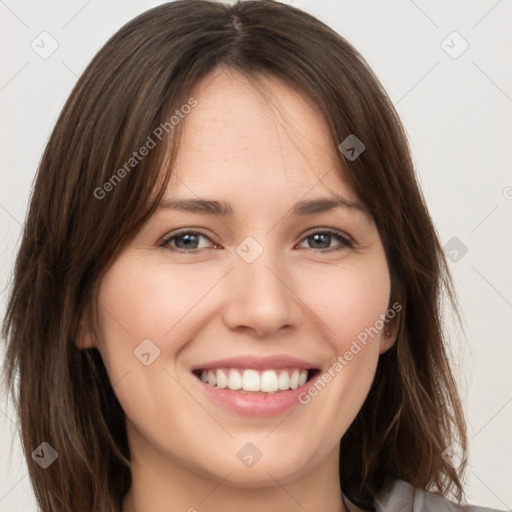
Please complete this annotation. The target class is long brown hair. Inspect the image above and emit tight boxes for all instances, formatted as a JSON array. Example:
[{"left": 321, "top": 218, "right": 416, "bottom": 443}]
[{"left": 2, "top": 1, "right": 468, "bottom": 511}]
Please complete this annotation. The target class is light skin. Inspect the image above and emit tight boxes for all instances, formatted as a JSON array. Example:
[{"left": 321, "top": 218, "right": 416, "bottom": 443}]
[{"left": 79, "top": 68, "right": 397, "bottom": 512}]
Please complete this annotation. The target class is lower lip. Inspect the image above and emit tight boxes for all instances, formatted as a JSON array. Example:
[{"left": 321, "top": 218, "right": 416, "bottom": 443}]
[{"left": 193, "top": 373, "right": 318, "bottom": 417}]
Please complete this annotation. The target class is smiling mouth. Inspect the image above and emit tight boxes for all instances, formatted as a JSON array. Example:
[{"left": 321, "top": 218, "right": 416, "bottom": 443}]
[{"left": 192, "top": 368, "right": 320, "bottom": 394}]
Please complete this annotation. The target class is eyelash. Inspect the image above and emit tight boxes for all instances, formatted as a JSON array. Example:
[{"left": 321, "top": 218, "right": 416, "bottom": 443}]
[{"left": 160, "top": 228, "right": 354, "bottom": 254}]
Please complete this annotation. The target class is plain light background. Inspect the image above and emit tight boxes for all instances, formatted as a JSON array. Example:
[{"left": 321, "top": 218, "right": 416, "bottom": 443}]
[{"left": 1, "top": 0, "right": 511, "bottom": 510}]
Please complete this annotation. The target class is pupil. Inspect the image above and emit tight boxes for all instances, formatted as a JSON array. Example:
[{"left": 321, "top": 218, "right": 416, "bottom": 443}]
[
  {"left": 311, "top": 233, "right": 330, "bottom": 248},
  {"left": 177, "top": 234, "right": 198, "bottom": 249}
]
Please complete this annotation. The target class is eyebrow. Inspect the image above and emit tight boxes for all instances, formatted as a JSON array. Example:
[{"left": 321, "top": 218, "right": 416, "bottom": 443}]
[{"left": 157, "top": 194, "right": 369, "bottom": 218}]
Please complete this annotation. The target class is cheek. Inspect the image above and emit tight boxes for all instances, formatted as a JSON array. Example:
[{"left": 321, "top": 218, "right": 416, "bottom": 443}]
[
  {"left": 96, "top": 255, "right": 223, "bottom": 358},
  {"left": 291, "top": 259, "right": 390, "bottom": 439},
  {"left": 94, "top": 255, "right": 213, "bottom": 440},
  {"left": 300, "top": 256, "right": 391, "bottom": 351}
]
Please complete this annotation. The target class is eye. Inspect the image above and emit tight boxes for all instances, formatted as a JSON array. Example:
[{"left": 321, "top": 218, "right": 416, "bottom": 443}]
[
  {"left": 160, "top": 228, "right": 353, "bottom": 254},
  {"left": 160, "top": 230, "right": 216, "bottom": 253},
  {"left": 296, "top": 229, "right": 353, "bottom": 252}
]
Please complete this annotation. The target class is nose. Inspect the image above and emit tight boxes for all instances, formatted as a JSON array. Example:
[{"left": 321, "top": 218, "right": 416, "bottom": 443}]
[{"left": 221, "top": 248, "right": 301, "bottom": 338}]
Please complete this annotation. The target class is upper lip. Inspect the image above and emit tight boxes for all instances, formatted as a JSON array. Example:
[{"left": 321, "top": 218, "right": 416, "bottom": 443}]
[{"left": 191, "top": 355, "right": 319, "bottom": 372}]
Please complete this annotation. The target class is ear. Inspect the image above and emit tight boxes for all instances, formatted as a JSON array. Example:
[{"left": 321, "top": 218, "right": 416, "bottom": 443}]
[
  {"left": 378, "top": 301, "right": 402, "bottom": 354},
  {"left": 74, "top": 311, "right": 97, "bottom": 350}
]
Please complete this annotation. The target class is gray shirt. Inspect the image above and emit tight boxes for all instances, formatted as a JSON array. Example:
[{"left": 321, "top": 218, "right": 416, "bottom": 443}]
[{"left": 344, "top": 479, "right": 504, "bottom": 512}]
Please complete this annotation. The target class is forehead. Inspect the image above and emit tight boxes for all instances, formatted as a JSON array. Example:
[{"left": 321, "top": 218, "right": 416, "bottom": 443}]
[{"left": 166, "top": 68, "right": 357, "bottom": 202}]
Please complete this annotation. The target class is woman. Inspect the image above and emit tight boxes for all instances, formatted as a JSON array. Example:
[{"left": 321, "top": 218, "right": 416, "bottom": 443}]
[{"left": 1, "top": 1, "right": 502, "bottom": 511}]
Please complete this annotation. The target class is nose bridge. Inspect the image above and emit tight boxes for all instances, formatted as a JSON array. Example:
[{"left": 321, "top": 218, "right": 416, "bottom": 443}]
[
  {"left": 222, "top": 237, "right": 298, "bottom": 336},
  {"left": 238, "top": 251, "right": 285, "bottom": 301}
]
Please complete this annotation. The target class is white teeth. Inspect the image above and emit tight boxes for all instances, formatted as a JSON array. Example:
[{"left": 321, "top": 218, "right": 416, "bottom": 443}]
[
  {"left": 290, "top": 369, "right": 299, "bottom": 389},
  {"left": 207, "top": 370, "right": 216, "bottom": 386},
  {"left": 277, "top": 370, "right": 290, "bottom": 390},
  {"left": 227, "top": 369, "right": 242, "bottom": 390},
  {"left": 216, "top": 369, "right": 228, "bottom": 388},
  {"left": 261, "top": 370, "right": 279, "bottom": 392},
  {"left": 200, "top": 368, "right": 310, "bottom": 393},
  {"left": 242, "top": 369, "right": 260, "bottom": 391}
]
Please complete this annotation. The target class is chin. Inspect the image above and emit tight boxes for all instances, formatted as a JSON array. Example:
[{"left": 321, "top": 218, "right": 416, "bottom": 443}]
[{"left": 195, "top": 443, "right": 320, "bottom": 489}]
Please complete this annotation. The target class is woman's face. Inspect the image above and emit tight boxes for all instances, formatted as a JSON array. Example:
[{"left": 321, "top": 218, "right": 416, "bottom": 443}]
[{"left": 89, "top": 69, "right": 396, "bottom": 488}]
